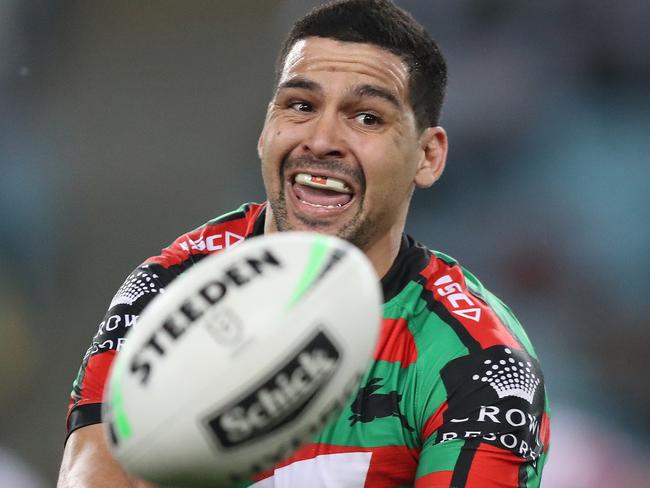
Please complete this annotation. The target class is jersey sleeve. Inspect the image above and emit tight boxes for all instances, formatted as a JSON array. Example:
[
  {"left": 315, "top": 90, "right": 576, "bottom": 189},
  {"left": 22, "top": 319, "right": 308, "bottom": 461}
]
[
  {"left": 65, "top": 261, "right": 180, "bottom": 440},
  {"left": 412, "top": 252, "right": 551, "bottom": 487},
  {"left": 414, "top": 346, "right": 550, "bottom": 487},
  {"left": 64, "top": 202, "right": 266, "bottom": 441}
]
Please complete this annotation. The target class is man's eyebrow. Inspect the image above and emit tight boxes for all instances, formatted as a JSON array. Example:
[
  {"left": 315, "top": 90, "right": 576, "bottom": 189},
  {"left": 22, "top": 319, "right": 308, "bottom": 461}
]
[
  {"left": 277, "top": 77, "right": 322, "bottom": 93},
  {"left": 276, "top": 79, "right": 401, "bottom": 109},
  {"left": 352, "top": 84, "right": 402, "bottom": 109}
]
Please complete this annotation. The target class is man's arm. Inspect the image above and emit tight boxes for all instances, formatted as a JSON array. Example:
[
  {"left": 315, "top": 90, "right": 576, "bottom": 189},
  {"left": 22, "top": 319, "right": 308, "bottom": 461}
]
[
  {"left": 60, "top": 261, "right": 173, "bottom": 488},
  {"left": 59, "top": 206, "right": 262, "bottom": 487},
  {"left": 57, "top": 424, "right": 156, "bottom": 488},
  {"left": 413, "top": 346, "right": 550, "bottom": 487}
]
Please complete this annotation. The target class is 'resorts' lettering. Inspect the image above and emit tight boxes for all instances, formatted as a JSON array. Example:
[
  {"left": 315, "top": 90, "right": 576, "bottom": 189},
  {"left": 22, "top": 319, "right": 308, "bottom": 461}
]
[
  {"left": 440, "top": 404, "right": 542, "bottom": 460},
  {"left": 84, "top": 337, "right": 129, "bottom": 359}
]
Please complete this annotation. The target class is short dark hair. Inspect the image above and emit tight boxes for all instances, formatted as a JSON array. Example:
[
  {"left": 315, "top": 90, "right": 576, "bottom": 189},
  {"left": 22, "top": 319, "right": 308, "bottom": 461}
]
[{"left": 276, "top": 0, "right": 447, "bottom": 129}]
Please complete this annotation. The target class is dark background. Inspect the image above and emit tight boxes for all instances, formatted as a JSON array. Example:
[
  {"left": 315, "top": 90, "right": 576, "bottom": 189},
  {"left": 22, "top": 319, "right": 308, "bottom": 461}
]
[{"left": 1, "top": 1, "right": 648, "bottom": 486}]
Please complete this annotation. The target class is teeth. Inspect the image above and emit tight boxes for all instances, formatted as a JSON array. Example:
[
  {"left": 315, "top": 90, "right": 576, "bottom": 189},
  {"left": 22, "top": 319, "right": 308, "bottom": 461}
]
[
  {"left": 294, "top": 173, "right": 352, "bottom": 194},
  {"left": 300, "top": 200, "right": 345, "bottom": 208}
]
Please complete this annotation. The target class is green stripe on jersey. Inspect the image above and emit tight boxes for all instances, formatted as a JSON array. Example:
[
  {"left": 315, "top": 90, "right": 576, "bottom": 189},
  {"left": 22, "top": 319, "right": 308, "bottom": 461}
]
[
  {"left": 523, "top": 452, "right": 548, "bottom": 488},
  {"left": 312, "top": 275, "right": 472, "bottom": 450},
  {"left": 205, "top": 202, "right": 251, "bottom": 227},
  {"left": 524, "top": 462, "right": 539, "bottom": 488},
  {"left": 431, "top": 250, "right": 457, "bottom": 266},
  {"left": 174, "top": 203, "right": 253, "bottom": 245},
  {"left": 384, "top": 280, "right": 470, "bottom": 430},
  {"left": 70, "top": 363, "right": 86, "bottom": 398},
  {"left": 544, "top": 391, "right": 552, "bottom": 415},
  {"left": 416, "top": 438, "right": 465, "bottom": 476},
  {"left": 461, "top": 266, "right": 539, "bottom": 359},
  {"left": 304, "top": 280, "right": 469, "bottom": 476},
  {"left": 317, "top": 359, "right": 420, "bottom": 449},
  {"left": 431, "top": 248, "right": 538, "bottom": 359}
]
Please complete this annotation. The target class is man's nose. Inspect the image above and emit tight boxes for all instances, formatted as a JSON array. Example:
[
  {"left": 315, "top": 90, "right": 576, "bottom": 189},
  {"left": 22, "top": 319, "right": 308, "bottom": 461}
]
[{"left": 301, "top": 110, "right": 347, "bottom": 159}]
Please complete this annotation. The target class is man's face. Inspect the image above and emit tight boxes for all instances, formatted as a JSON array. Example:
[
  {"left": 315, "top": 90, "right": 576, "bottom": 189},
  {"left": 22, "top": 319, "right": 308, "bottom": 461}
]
[{"left": 258, "top": 37, "right": 443, "bottom": 251}]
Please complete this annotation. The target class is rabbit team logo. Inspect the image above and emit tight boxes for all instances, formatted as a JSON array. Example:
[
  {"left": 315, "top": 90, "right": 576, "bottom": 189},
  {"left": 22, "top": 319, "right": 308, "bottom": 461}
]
[{"left": 348, "top": 378, "right": 413, "bottom": 431}]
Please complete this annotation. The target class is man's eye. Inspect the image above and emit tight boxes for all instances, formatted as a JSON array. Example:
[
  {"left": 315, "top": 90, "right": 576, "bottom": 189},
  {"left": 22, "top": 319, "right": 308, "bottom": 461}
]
[
  {"left": 355, "top": 113, "right": 383, "bottom": 126},
  {"left": 289, "top": 102, "right": 313, "bottom": 112}
]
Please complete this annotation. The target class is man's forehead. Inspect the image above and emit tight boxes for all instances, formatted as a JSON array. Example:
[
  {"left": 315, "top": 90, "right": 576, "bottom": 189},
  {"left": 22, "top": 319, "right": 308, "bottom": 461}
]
[
  {"left": 282, "top": 39, "right": 309, "bottom": 80},
  {"left": 278, "top": 37, "right": 410, "bottom": 95}
]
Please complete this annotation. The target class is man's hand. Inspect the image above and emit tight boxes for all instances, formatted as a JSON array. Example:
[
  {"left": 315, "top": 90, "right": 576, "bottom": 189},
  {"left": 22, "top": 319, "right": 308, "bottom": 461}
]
[{"left": 57, "top": 424, "right": 157, "bottom": 488}]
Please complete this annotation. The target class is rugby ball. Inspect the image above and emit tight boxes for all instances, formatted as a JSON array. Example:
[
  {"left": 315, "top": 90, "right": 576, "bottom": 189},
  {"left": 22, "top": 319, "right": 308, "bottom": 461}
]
[{"left": 102, "top": 232, "right": 382, "bottom": 487}]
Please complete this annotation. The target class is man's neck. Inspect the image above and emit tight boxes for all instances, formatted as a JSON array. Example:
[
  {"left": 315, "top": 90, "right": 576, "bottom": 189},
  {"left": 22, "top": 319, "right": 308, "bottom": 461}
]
[
  {"left": 362, "top": 225, "right": 404, "bottom": 280},
  {"left": 263, "top": 203, "right": 405, "bottom": 280}
]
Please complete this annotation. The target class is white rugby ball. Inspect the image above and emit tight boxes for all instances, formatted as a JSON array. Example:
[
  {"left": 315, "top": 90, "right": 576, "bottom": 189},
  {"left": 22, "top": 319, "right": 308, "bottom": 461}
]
[{"left": 102, "top": 231, "right": 382, "bottom": 487}]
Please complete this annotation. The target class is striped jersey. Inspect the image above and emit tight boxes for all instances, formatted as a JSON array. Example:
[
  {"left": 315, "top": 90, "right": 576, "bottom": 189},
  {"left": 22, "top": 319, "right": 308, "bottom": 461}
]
[{"left": 66, "top": 202, "right": 550, "bottom": 487}]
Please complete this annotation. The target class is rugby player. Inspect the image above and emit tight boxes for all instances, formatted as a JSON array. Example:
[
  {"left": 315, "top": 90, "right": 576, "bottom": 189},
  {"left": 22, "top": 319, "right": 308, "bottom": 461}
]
[{"left": 58, "top": 1, "right": 550, "bottom": 486}]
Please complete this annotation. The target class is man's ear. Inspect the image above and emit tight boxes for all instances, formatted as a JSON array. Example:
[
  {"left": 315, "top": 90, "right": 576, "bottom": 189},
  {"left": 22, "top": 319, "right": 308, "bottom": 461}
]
[
  {"left": 258, "top": 102, "right": 275, "bottom": 160},
  {"left": 414, "top": 126, "right": 448, "bottom": 188},
  {"left": 257, "top": 130, "right": 265, "bottom": 160}
]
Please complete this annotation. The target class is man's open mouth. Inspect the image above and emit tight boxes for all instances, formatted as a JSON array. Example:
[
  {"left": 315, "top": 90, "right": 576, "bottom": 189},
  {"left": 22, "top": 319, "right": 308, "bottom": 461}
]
[{"left": 291, "top": 172, "right": 354, "bottom": 209}]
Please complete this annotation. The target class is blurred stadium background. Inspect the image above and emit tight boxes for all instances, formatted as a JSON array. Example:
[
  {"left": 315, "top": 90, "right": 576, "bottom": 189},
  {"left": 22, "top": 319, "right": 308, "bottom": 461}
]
[{"left": 0, "top": 1, "right": 648, "bottom": 486}]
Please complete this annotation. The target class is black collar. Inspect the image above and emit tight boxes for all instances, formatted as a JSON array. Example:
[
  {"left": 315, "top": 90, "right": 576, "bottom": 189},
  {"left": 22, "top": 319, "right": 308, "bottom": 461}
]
[{"left": 250, "top": 206, "right": 425, "bottom": 304}]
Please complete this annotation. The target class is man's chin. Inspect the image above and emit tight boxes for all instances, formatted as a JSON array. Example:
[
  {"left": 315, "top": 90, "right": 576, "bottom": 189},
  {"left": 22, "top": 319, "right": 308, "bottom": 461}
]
[
  {"left": 270, "top": 197, "right": 368, "bottom": 248},
  {"left": 280, "top": 213, "right": 343, "bottom": 235},
  {"left": 293, "top": 214, "right": 373, "bottom": 252}
]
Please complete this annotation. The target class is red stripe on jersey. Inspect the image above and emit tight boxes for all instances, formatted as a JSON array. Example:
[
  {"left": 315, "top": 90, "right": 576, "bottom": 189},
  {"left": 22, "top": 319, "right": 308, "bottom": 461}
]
[
  {"left": 421, "top": 401, "right": 448, "bottom": 440},
  {"left": 465, "top": 443, "right": 522, "bottom": 488},
  {"left": 420, "top": 256, "right": 520, "bottom": 351},
  {"left": 414, "top": 470, "right": 453, "bottom": 487},
  {"left": 70, "top": 351, "right": 116, "bottom": 413},
  {"left": 254, "top": 443, "right": 419, "bottom": 487},
  {"left": 373, "top": 318, "right": 417, "bottom": 367},
  {"left": 145, "top": 203, "right": 265, "bottom": 268}
]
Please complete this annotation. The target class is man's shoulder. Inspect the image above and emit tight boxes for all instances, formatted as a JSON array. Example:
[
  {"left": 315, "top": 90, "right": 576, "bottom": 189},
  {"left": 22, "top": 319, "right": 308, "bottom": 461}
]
[
  {"left": 385, "top": 241, "right": 549, "bottom": 452},
  {"left": 387, "top": 238, "right": 539, "bottom": 363},
  {"left": 144, "top": 202, "right": 266, "bottom": 269}
]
